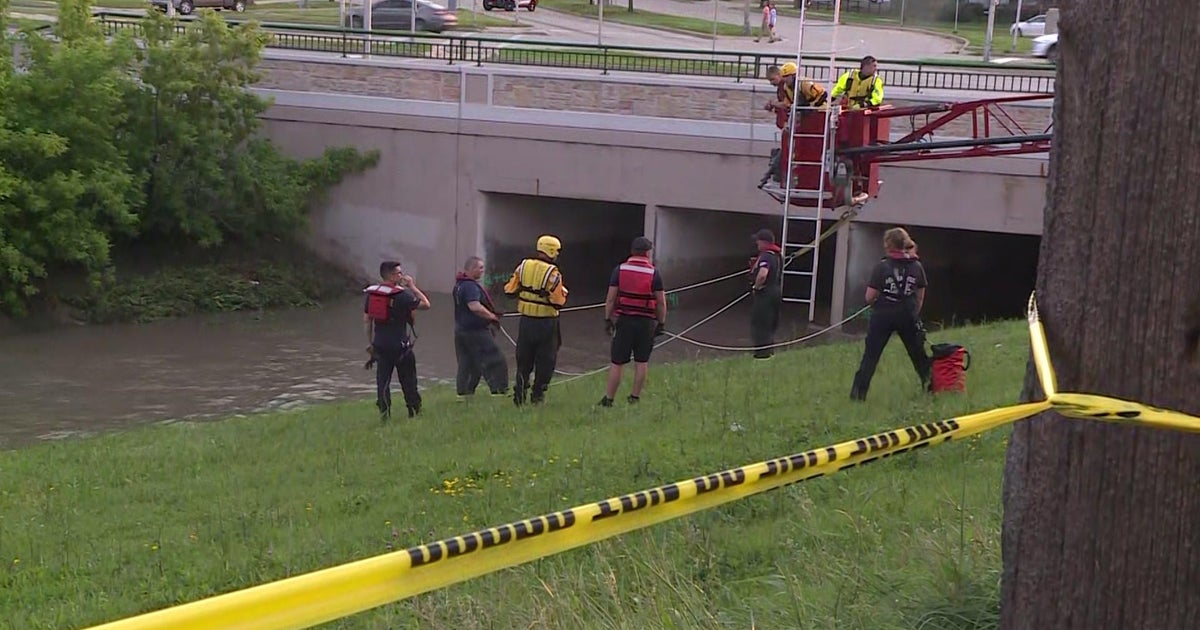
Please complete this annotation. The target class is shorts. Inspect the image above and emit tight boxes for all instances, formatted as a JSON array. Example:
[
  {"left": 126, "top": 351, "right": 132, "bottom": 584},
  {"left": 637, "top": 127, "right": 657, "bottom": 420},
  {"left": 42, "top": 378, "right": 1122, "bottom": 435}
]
[{"left": 610, "top": 316, "right": 656, "bottom": 365}]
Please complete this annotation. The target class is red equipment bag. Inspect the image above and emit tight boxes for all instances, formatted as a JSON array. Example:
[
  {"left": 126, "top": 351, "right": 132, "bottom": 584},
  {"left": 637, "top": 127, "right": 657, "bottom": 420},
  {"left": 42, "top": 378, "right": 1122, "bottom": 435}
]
[{"left": 930, "top": 343, "right": 971, "bottom": 393}]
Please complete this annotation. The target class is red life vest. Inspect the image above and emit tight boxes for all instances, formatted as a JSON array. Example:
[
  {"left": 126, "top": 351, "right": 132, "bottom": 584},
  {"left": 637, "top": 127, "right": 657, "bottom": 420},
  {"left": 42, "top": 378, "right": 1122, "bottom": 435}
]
[
  {"left": 364, "top": 283, "right": 405, "bottom": 324},
  {"left": 614, "top": 256, "right": 657, "bottom": 318}
]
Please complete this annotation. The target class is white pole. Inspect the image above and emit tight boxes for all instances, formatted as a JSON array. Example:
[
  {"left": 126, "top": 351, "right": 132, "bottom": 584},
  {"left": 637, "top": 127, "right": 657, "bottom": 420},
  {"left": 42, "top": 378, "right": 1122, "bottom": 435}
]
[
  {"left": 364, "top": 0, "right": 373, "bottom": 57},
  {"left": 598, "top": 0, "right": 604, "bottom": 46},
  {"left": 339, "top": 0, "right": 346, "bottom": 29},
  {"left": 711, "top": 0, "right": 718, "bottom": 52},
  {"left": 953, "top": 0, "right": 959, "bottom": 33},
  {"left": 742, "top": 0, "right": 749, "bottom": 37},
  {"left": 410, "top": 0, "right": 417, "bottom": 33},
  {"left": 982, "top": 0, "right": 997, "bottom": 62},
  {"left": 899, "top": 0, "right": 905, "bottom": 26},
  {"left": 1010, "top": 0, "right": 1024, "bottom": 52}
]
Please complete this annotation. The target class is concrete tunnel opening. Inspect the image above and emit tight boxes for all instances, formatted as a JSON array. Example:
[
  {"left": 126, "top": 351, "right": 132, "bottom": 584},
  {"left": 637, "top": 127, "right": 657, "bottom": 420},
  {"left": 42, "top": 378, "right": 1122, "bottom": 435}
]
[
  {"left": 481, "top": 194, "right": 646, "bottom": 306},
  {"left": 845, "top": 223, "right": 1041, "bottom": 330}
]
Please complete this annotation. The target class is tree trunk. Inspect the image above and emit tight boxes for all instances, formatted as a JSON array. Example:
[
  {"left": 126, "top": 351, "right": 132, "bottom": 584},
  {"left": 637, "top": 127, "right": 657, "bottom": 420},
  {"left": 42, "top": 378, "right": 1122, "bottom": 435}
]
[{"left": 1000, "top": 2, "right": 1200, "bottom": 629}]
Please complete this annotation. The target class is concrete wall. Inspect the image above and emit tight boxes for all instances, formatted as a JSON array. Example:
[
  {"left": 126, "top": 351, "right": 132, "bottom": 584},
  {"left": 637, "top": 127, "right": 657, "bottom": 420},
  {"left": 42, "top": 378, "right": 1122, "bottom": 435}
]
[{"left": 256, "top": 56, "right": 1054, "bottom": 137}]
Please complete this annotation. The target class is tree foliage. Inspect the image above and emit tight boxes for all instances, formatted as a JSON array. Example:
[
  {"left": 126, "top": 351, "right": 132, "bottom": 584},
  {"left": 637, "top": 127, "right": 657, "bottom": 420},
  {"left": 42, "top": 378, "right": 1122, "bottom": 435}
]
[{"left": 0, "top": 1, "right": 379, "bottom": 315}]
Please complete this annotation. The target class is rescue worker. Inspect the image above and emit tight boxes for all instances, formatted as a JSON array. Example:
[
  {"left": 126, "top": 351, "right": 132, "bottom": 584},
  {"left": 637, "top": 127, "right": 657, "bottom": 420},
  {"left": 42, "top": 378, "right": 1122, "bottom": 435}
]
[
  {"left": 760, "top": 64, "right": 829, "bottom": 188},
  {"left": 503, "top": 235, "right": 569, "bottom": 406},
  {"left": 363, "top": 260, "right": 431, "bottom": 421},
  {"left": 749, "top": 228, "right": 783, "bottom": 360},
  {"left": 830, "top": 55, "right": 884, "bottom": 110},
  {"left": 599, "top": 237, "right": 667, "bottom": 407},
  {"left": 849, "top": 227, "right": 931, "bottom": 401},
  {"left": 453, "top": 256, "right": 509, "bottom": 400}
]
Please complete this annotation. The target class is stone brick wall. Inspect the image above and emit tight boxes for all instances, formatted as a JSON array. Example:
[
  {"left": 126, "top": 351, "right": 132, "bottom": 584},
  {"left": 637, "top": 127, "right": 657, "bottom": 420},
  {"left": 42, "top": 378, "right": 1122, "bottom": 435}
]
[{"left": 258, "top": 58, "right": 1052, "bottom": 136}]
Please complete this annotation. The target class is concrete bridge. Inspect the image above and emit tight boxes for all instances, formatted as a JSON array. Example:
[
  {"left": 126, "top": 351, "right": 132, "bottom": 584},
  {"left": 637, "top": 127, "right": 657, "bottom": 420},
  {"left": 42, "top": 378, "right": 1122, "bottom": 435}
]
[{"left": 258, "top": 54, "right": 1051, "bottom": 324}]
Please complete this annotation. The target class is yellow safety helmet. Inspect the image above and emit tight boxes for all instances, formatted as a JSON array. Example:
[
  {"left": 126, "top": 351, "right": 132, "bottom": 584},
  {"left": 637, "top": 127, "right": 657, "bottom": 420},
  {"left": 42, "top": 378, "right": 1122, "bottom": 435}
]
[
  {"left": 780, "top": 61, "right": 798, "bottom": 76},
  {"left": 536, "top": 234, "right": 562, "bottom": 258}
]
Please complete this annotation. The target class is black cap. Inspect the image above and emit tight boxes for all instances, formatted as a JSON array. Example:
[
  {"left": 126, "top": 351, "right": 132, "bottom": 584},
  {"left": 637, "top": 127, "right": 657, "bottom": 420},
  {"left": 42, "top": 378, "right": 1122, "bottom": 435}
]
[
  {"left": 631, "top": 236, "right": 653, "bottom": 254},
  {"left": 752, "top": 228, "right": 776, "bottom": 244}
]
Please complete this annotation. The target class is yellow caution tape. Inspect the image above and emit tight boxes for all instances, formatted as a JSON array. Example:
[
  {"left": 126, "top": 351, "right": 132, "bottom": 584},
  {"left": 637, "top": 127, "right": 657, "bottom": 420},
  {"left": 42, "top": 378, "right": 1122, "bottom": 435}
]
[
  {"left": 1026, "top": 292, "right": 1200, "bottom": 433},
  {"left": 83, "top": 293, "right": 1200, "bottom": 630},
  {"left": 83, "top": 402, "right": 1049, "bottom": 630}
]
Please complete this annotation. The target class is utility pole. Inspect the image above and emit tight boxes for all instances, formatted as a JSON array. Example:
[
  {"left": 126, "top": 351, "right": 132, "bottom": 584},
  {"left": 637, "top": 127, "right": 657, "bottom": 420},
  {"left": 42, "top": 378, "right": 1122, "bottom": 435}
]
[
  {"left": 1010, "top": 0, "right": 1025, "bottom": 52},
  {"left": 983, "top": 0, "right": 998, "bottom": 62},
  {"left": 742, "top": 0, "right": 750, "bottom": 36},
  {"left": 598, "top": 0, "right": 604, "bottom": 46}
]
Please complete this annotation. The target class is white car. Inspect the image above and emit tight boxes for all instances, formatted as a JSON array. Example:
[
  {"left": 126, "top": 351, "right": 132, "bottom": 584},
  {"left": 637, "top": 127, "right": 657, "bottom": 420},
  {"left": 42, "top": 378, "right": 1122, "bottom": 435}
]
[
  {"left": 1010, "top": 14, "right": 1047, "bottom": 38},
  {"left": 1031, "top": 33, "right": 1058, "bottom": 63}
]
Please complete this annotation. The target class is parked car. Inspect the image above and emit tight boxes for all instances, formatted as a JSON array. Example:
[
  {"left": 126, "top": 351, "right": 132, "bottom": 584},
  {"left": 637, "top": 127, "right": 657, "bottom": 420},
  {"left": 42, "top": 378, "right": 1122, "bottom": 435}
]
[
  {"left": 1031, "top": 33, "right": 1058, "bottom": 63},
  {"left": 482, "top": 0, "right": 537, "bottom": 10},
  {"left": 150, "top": 0, "right": 247, "bottom": 15},
  {"left": 344, "top": 0, "right": 458, "bottom": 33},
  {"left": 1010, "top": 14, "right": 1046, "bottom": 38}
]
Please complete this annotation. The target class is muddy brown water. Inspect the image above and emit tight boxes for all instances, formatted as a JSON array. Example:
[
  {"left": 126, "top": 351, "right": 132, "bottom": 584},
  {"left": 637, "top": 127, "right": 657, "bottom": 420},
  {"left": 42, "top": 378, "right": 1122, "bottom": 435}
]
[{"left": 0, "top": 293, "right": 838, "bottom": 449}]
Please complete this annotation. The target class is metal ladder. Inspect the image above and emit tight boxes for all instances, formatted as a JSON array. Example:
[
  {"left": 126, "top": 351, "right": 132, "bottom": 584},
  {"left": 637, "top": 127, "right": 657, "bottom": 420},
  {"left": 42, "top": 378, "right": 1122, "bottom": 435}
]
[{"left": 776, "top": 0, "right": 845, "bottom": 323}]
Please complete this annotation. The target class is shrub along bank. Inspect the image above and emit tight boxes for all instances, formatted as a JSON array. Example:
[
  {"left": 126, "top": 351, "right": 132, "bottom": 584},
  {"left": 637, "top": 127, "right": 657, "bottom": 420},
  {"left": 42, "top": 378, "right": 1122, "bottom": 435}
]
[
  {"left": 0, "top": 320, "right": 1028, "bottom": 629},
  {"left": 0, "top": 1, "right": 379, "bottom": 321}
]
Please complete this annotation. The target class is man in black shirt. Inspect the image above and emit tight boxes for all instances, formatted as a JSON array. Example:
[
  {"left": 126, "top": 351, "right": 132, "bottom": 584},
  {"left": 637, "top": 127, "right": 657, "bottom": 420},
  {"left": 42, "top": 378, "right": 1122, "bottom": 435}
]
[
  {"left": 452, "top": 256, "right": 508, "bottom": 399},
  {"left": 850, "top": 228, "right": 931, "bottom": 401},
  {"left": 363, "top": 261, "right": 431, "bottom": 420},
  {"left": 750, "top": 228, "right": 783, "bottom": 359}
]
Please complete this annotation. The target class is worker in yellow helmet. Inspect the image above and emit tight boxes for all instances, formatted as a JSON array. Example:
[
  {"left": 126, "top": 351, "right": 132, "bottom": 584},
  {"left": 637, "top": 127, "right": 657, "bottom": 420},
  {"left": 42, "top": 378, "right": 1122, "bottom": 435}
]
[
  {"left": 504, "top": 235, "right": 569, "bottom": 406},
  {"left": 759, "top": 63, "right": 829, "bottom": 188},
  {"left": 830, "top": 55, "right": 884, "bottom": 110}
]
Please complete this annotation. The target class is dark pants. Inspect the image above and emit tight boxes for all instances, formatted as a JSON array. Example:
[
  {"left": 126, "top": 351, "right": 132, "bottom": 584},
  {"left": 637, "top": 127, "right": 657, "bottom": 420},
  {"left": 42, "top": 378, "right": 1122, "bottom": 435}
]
[
  {"left": 750, "top": 287, "right": 781, "bottom": 358},
  {"left": 455, "top": 328, "right": 509, "bottom": 396},
  {"left": 850, "top": 305, "right": 931, "bottom": 401},
  {"left": 760, "top": 147, "right": 782, "bottom": 186},
  {"left": 374, "top": 344, "right": 420, "bottom": 418},
  {"left": 513, "top": 316, "right": 560, "bottom": 404}
]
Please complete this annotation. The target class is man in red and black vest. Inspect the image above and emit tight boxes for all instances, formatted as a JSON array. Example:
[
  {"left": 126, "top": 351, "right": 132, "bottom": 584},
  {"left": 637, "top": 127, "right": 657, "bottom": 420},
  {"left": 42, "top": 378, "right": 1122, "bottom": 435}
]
[
  {"left": 363, "top": 260, "right": 431, "bottom": 421},
  {"left": 599, "top": 237, "right": 667, "bottom": 407}
]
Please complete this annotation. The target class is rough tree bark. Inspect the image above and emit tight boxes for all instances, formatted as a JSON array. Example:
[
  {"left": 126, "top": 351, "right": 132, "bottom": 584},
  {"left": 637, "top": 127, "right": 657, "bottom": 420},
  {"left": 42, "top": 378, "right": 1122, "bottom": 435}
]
[{"left": 1000, "top": 2, "right": 1200, "bottom": 629}]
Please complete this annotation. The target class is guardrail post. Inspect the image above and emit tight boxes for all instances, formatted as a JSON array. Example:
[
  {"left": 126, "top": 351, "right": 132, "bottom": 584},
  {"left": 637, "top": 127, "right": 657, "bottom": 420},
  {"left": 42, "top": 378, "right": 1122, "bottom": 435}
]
[
  {"left": 602, "top": 47, "right": 609, "bottom": 76},
  {"left": 915, "top": 64, "right": 923, "bottom": 94}
]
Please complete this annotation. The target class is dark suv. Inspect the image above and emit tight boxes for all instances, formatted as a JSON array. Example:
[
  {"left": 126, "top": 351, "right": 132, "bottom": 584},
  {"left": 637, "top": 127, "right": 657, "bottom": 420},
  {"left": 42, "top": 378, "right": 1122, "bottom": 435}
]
[{"left": 150, "top": 0, "right": 248, "bottom": 15}]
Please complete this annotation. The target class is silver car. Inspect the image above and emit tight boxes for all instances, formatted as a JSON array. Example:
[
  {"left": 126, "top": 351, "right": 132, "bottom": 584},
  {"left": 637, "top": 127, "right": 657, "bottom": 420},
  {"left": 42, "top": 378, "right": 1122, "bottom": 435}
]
[{"left": 1031, "top": 33, "right": 1058, "bottom": 63}]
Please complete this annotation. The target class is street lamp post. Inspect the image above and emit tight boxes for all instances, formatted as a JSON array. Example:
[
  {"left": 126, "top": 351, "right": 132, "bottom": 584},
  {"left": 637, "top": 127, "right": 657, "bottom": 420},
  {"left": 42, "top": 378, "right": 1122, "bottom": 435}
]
[{"left": 598, "top": 0, "right": 604, "bottom": 46}]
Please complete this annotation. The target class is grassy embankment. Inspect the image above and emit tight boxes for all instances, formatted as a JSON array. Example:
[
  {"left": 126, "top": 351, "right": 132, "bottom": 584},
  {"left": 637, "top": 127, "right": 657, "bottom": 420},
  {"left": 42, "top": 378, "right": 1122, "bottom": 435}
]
[
  {"left": 1, "top": 319, "right": 1029, "bottom": 629},
  {"left": 776, "top": 7, "right": 1036, "bottom": 56},
  {"left": 45, "top": 240, "right": 360, "bottom": 325},
  {"left": 540, "top": 0, "right": 750, "bottom": 37}
]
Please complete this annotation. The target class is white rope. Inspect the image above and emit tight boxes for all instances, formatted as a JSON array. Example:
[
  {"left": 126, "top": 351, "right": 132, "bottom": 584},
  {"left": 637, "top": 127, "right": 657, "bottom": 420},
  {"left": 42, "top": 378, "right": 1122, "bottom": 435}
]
[
  {"left": 548, "top": 291, "right": 751, "bottom": 387},
  {"left": 662, "top": 305, "right": 868, "bottom": 352},
  {"left": 499, "top": 265, "right": 748, "bottom": 318}
]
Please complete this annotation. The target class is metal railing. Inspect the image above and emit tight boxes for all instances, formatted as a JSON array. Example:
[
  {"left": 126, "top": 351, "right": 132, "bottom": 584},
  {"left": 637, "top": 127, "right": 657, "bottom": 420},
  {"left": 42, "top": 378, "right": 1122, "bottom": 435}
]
[{"left": 94, "top": 12, "right": 1055, "bottom": 94}]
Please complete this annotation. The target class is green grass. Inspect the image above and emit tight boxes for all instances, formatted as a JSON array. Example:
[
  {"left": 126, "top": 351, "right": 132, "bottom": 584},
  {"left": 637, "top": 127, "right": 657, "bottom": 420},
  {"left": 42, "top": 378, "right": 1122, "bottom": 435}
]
[
  {"left": 541, "top": 0, "right": 750, "bottom": 37},
  {"left": 243, "top": 5, "right": 530, "bottom": 29},
  {"left": 0, "top": 320, "right": 1029, "bottom": 629},
  {"left": 487, "top": 44, "right": 754, "bottom": 76}
]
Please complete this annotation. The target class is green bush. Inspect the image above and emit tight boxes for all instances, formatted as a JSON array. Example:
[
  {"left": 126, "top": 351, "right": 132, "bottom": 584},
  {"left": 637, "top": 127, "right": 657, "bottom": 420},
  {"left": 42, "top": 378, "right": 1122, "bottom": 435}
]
[{"left": 0, "top": 1, "right": 379, "bottom": 316}]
